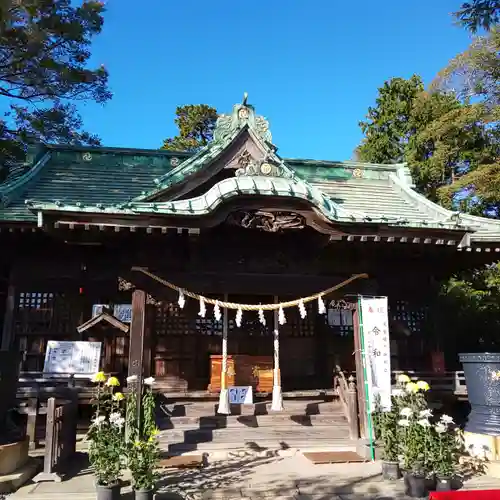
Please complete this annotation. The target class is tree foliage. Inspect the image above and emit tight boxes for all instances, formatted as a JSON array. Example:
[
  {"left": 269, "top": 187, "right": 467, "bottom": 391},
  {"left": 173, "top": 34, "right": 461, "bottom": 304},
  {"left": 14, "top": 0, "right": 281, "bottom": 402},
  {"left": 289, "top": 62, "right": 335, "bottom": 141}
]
[
  {"left": 161, "top": 104, "right": 218, "bottom": 152},
  {"left": 454, "top": 0, "right": 500, "bottom": 32},
  {"left": 0, "top": 0, "right": 111, "bottom": 179},
  {"left": 357, "top": 76, "right": 494, "bottom": 205},
  {"left": 358, "top": 30, "right": 500, "bottom": 352}
]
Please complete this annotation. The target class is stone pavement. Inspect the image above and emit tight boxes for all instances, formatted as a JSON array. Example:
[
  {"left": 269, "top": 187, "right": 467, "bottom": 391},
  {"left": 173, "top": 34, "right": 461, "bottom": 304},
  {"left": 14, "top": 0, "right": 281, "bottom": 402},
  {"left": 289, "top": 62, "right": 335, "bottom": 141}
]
[{"left": 9, "top": 451, "right": 500, "bottom": 499}]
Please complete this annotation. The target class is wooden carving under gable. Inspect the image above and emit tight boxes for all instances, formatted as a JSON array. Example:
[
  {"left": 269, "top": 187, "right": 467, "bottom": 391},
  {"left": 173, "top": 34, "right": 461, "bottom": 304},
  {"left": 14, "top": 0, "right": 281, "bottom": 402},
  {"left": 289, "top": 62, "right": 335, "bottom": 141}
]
[
  {"left": 117, "top": 277, "right": 161, "bottom": 306},
  {"left": 227, "top": 210, "right": 305, "bottom": 233}
]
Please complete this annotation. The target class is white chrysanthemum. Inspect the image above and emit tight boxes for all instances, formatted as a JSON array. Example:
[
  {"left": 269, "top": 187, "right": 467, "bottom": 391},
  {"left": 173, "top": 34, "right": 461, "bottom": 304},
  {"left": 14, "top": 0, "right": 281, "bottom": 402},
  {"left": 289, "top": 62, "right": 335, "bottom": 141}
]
[
  {"left": 417, "top": 419, "right": 431, "bottom": 428},
  {"left": 435, "top": 423, "right": 447, "bottom": 434},
  {"left": 398, "top": 419, "right": 410, "bottom": 427},
  {"left": 441, "top": 414, "right": 454, "bottom": 425},
  {"left": 397, "top": 374, "right": 410, "bottom": 384},
  {"left": 126, "top": 375, "right": 138, "bottom": 383},
  {"left": 92, "top": 415, "right": 106, "bottom": 426},
  {"left": 392, "top": 389, "right": 404, "bottom": 397},
  {"left": 419, "top": 409, "right": 433, "bottom": 418},
  {"left": 144, "top": 377, "right": 155, "bottom": 386},
  {"left": 400, "top": 407, "right": 413, "bottom": 418}
]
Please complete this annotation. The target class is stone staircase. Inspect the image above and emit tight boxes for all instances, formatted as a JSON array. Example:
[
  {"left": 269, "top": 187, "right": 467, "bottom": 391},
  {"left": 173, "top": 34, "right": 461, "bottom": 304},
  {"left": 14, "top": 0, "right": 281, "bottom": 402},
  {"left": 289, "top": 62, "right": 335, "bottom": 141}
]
[{"left": 156, "top": 398, "right": 357, "bottom": 457}]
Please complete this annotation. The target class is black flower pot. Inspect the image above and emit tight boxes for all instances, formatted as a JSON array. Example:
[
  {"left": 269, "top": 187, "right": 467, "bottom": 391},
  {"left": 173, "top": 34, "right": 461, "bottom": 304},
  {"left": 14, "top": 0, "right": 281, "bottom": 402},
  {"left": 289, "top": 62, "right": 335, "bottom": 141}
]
[
  {"left": 436, "top": 475, "right": 452, "bottom": 492},
  {"left": 404, "top": 472, "right": 427, "bottom": 498},
  {"left": 95, "top": 482, "right": 121, "bottom": 500},
  {"left": 134, "top": 488, "right": 154, "bottom": 500},
  {"left": 382, "top": 460, "right": 401, "bottom": 480},
  {"left": 459, "top": 353, "right": 500, "bottom": 434}
]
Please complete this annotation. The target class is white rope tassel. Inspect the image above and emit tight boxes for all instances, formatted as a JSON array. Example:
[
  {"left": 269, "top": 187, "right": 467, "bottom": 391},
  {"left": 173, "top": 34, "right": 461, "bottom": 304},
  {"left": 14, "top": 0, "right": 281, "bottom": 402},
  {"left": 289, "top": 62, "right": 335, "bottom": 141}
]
[
  {"left": 258, "top": 307, "right": 266, "bottom": 325},
  {"left": 271, "top": 327, "right": 284, "bottom": 411},
  {"left": 198, "top": 296, "right": 206, "bottom": 318},
  {"left": 235, "top": 307, "right": 242, "bottom": 327},
  {"left": 214, "top": 300, "right": 222, "bottom": 322},
  {"left": 318, "top": 295, "right": 326, "bottom": 314},
  {"left": 178, "top": 290, "right": 186, "bottom": 309},
  {"left": 298, "top": 299, "right": 307, "bottom": 319},
  {"left": 278, "top": 305, "right": 286, "bottom": 325}
]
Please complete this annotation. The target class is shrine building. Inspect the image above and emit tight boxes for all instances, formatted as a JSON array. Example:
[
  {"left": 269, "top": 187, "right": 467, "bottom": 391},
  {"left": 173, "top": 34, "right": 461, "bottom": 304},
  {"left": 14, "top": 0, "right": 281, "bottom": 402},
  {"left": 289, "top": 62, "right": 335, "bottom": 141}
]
[{"left": 1, "top": 95, "right": 499, "bottom": 399}]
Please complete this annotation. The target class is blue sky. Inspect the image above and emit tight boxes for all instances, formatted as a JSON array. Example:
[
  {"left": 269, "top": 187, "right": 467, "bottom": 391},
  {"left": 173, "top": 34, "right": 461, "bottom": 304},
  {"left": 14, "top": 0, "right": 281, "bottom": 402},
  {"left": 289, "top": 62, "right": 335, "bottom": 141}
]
[{"left": 80, "top": 0, "right": 474, "bottom": 161}]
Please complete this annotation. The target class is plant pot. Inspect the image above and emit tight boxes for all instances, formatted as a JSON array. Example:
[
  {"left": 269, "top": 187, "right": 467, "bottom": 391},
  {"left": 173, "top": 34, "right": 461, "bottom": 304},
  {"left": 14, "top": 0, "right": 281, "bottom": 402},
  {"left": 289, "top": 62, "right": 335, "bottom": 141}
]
[
  {"left": 134, "top": 488, "right": 154, "bottom": 500},
  {"left": 404, "top": 472, "right": 427, "bottom": 498},
  {"left": 436, "top": 475, "right": 452, "bottom": 492},
  {"left": 459, "top": 352, "right": 500, "bottom": 434},
  {"left": 95, "top": 482, "right": 121, "bottom": 500},
  {"left": 381, "top": 460, "right": 401, "bottom": 480}
]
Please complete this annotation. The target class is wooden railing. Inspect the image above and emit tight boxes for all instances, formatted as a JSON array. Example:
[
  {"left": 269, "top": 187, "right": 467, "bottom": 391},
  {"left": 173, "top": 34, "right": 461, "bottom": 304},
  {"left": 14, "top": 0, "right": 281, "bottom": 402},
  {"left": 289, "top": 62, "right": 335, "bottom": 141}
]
[
  {"left": 334, "top": 367, "right": 359, "bottom": 440},
  {"left": 392, "top": 370, "right": 467, "bottom": 396},
  {"left": 33, "top": 397, "right": 78, "bottom": 482}
]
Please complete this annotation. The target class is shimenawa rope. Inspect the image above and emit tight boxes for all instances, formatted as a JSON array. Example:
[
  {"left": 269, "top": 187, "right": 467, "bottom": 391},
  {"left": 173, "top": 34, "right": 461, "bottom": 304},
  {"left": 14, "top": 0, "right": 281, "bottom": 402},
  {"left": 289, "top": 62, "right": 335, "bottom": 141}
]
[{"left": 132, "top": 266, "right": 368, "bottom": 311}]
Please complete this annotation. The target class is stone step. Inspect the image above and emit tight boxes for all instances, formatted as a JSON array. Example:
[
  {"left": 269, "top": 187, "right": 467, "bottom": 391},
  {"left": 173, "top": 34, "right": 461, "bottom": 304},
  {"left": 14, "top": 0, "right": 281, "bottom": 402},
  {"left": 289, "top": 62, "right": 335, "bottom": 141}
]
[
  {"left": 158, "top": 413, "right": 347, "bottom": 430},
  {"left": 158, "top": 425, "right": 351, "bottom": 445},
  {"left": 159, "top": 400, "right": 344, "bottom": 417},
  {"left": 164, "top": 439, "right": 356, "bottom": 455}
]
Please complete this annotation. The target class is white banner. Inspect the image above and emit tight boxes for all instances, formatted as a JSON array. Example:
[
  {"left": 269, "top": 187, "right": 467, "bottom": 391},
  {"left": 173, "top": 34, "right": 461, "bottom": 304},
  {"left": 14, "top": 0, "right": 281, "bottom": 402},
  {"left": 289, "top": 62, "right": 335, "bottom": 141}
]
[{"left": 360, "top": 297, "right": 391, "bottom": 411}]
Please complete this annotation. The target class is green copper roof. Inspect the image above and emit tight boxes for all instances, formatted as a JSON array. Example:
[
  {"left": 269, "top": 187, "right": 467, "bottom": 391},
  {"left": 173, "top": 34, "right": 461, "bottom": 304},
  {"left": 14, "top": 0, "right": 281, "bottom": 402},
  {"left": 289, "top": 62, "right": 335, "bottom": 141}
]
[{"left": 2, "top": 95, "right": 500, "bottom": 245}]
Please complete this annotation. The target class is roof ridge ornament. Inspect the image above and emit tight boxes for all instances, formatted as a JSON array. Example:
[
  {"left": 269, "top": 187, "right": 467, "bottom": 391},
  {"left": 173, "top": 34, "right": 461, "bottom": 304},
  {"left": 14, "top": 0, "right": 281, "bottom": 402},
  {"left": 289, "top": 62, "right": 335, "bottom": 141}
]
[{"left": 213, "top": 94, "right": 272, "bottom": 144}]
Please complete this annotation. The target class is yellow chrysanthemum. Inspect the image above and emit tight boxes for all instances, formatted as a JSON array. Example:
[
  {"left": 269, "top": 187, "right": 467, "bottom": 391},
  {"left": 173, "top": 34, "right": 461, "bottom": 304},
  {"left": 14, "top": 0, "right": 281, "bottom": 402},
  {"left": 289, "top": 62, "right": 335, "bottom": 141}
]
[
  {"left": 113, "top": 392, "right": 124, "bottom": 401},
  {"left": 416, "top": 380, "right": 430, "bottom": 392},
  {"left": 92, "top": 371, "right": 106, "bottom": 383},
  {"left": 106, "top": 376, "right": 120, "bottom": 387},
  {"left": 406, "top": 382, "right": 418, "bottom": 393},
  {"left": 397, "top": 374, "right": 410, "bottom": 384}
]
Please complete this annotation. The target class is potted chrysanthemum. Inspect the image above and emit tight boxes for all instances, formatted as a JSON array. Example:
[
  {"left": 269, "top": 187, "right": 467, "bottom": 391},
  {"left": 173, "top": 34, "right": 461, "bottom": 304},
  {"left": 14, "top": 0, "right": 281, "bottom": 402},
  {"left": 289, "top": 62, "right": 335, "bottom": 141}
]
[
  {"left": 126, "top": 376, "right": 160, "bottom": 500},
  {"left": 431, "top": 414, "right": 463, "bottom": 492},
  {"left": 87, "top": 373, "right": 126, "bottom": 500},
  {"left": 395, "top": 374, "right": 433, "bottom": 498}
]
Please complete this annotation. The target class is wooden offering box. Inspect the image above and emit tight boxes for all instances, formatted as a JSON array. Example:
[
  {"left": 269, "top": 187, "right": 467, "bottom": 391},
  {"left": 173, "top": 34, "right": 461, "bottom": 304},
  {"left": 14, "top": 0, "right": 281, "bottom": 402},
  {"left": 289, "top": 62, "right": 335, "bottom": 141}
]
[{"left": 208, "top": 355, "right": 273, "bottom": 393}]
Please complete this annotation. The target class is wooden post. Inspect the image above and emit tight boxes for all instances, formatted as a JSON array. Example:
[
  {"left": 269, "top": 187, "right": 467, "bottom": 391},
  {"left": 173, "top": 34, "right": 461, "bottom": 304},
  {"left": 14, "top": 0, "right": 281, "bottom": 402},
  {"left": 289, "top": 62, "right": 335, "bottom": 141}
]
[
  {"left": 33, "top": 397, "right": 62, "bottom": 482},
  {"left": 128, "top": 289, "right": 146, "bottom": 420},
  {"left": 347, "top": 375, "right": 360, "bottom": 440},
  {"left": 353, "top": 302, "right": 368, "bottom": 439},
  {"left": 1, "top": 285, "right": 15, "bottom": 351},
  {"left": 26, "top": 396, "right": 39, "bottom": 450}
]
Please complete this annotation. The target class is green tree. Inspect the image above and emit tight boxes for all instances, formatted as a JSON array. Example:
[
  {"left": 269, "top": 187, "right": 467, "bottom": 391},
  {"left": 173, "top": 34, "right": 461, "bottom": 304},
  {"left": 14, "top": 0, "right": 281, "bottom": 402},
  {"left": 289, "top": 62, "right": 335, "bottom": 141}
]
[
  {"left": 358, "top": 76, "right": 494, "bottom": 205},
  {"left": 454, "top": 0, "right": 500, "bottom": 32},
  {"left": 161, "top": 104, "right": 218, "bottom": 152},
  {"left": 0, "top": 0, "right": 110, "bottom": 180},
  {"left": 357, "top": 75, "right": 424, "bottom": 164}
]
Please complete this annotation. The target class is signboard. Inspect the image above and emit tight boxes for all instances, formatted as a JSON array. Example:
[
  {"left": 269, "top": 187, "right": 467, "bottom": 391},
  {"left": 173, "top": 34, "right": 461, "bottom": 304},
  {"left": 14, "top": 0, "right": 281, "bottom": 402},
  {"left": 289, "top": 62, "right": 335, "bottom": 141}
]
[
  {"left": 43, "top": 341, "right": 102, "bottom": 377},
  {"left": 92, "top": 304, "right": 132, "bottom": 323},
  {"left": 228, "top": 386, "right": 253, "bottom": 404},
  {"left": 360, "top": 297, "right": 391, "bottom": 411}
]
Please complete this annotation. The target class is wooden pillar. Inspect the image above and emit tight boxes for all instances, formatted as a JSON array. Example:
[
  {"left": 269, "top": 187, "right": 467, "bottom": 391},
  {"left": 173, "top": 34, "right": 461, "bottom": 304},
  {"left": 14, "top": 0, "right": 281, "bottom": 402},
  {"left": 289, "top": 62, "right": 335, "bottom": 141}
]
[
  {"left": 128, "top": 289, "right": 146, "bottom": 417},
  {"left": 1, "top": 285, "right": 15, "bottom": 351},
  {"left": 353, "top": 302, "right": 368, "bottom": 439}
]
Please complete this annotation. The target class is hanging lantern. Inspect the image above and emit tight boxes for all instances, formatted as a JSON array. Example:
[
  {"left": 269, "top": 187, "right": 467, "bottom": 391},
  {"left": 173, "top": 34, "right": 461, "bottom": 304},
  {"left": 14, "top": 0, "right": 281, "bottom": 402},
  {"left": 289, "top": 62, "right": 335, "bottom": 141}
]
[
  {"left": 317, "top": 295, "right": 326, "bottom": 314},
  {"left": 214, "top": 300, "right": 222, "bottom": 321},
  {"left": 298, "top": 299, "right": 307, "bottom": 319},
  {"left": 235, "top": 308, "right": 243, "bottom": 327},
  {"left": 278, "top": 305, "right": 286, "bottom": 325},
  {"left": 198, "top": 296, "right": 206, "bottom": 318},
  {"left": 178, "top": 290, "right": 186, "bottom": 309},
  {"left": 258, "top": 307, "right": 266, "bottom": 325}
]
